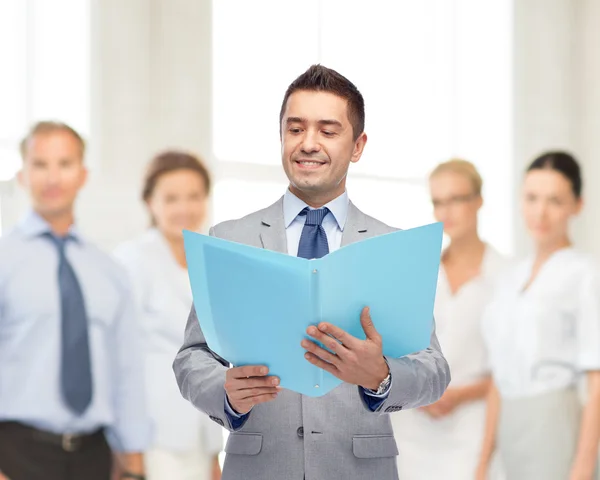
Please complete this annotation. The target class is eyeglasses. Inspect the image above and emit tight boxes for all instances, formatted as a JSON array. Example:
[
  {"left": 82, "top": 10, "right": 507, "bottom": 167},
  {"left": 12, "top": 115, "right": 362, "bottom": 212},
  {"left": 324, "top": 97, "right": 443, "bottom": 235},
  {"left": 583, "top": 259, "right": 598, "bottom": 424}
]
[{"left": 431, "top": 194, "right": 477, "bottom": 208}]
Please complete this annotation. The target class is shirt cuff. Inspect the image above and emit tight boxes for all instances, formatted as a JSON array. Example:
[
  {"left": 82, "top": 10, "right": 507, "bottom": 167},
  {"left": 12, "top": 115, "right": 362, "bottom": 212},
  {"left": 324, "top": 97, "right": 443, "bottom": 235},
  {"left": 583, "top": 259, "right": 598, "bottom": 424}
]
[
  {"left": 224, "top": 394, "right": 243, "bottom": 418},
  {"left": 224, "top": 393, "right": 251, "bottom": 429},
  {"left": 104, "top": 423, "right": 150, "bottom": 453}
]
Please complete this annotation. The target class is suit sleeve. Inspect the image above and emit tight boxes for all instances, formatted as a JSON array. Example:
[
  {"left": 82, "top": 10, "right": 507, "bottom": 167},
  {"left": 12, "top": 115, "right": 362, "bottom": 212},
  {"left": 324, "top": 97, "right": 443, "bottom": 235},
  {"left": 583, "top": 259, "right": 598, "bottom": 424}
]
[
  {"left": 359, "top": 317, "right": 450, "bottom": 414},
  {"left": 173, "top": 301, "right": 249, "bottom": 431},
  {"left": 173, "top": 227, "right": 248, "bottom": 432}
]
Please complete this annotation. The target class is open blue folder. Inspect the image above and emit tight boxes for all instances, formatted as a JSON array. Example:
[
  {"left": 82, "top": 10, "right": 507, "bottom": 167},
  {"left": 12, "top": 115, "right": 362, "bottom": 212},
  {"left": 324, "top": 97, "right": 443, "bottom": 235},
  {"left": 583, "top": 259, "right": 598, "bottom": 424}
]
[{"left": 183, "top": 222, "right": 443, "bottom": 397}]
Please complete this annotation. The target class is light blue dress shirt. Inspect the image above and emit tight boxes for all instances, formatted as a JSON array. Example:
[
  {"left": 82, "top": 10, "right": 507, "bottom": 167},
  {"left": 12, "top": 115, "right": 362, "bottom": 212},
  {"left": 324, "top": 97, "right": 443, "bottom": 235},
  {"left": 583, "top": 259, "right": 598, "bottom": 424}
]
[
  {"left": 0, "top": 211, "right": 150, "bottom": 452},
  {"left": 225, "top": 190, "right": 391, "bottom": 423}
]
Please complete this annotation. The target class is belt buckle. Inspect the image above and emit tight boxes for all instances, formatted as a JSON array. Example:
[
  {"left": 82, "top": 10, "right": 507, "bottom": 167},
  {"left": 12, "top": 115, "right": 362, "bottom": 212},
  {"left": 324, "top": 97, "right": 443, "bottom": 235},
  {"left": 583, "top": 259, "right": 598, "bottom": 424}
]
[{"left": 62, "top": 433, "right": 80, "bottom": 452}]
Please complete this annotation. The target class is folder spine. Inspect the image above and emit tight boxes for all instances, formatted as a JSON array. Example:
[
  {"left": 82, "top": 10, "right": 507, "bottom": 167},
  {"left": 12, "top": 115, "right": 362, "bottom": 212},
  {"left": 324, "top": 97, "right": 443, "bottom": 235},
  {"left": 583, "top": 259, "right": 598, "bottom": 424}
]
[
  {"left": 310, "top": 264, "right": 321, "bottom": 324},
  {"left": 309, "top": 262, "right": 324, "bottom": 390}
]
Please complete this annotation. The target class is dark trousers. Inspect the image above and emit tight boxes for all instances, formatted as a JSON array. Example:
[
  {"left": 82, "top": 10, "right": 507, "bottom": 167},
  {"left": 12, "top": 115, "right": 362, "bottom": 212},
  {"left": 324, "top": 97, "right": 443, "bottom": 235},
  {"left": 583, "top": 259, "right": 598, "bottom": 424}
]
[{"left": 0, "top": 422, "right": 112, "bottom": 480}]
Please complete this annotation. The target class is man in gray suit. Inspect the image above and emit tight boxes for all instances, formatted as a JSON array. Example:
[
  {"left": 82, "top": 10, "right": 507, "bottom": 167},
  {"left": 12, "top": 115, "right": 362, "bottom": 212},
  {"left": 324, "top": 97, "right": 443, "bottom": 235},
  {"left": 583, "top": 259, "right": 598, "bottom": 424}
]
[{"left": 174, "top": 65, "right": 450, "bottom": 480}]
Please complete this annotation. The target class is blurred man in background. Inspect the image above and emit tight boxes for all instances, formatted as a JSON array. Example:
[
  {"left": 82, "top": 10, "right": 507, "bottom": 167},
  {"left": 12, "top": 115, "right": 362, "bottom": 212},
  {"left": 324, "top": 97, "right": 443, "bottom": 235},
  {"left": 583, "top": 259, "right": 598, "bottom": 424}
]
[{"left": 0, "top": 122, "right": 149, "bottom": 480}]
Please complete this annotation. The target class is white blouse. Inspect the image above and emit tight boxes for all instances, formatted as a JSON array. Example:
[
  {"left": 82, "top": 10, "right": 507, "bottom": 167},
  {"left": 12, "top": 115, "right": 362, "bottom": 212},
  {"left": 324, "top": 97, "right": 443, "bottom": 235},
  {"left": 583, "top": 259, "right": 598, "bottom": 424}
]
[
  {"left": 482, "top": 247, "right": 600, "bottom": 399},
  {"left": 436, "top": 245, "right": 507, "bottom": 387},
  {"left": 114, "top": 229, "right": 223, "bottom": 454},
  {"left": 392, "top": 245, "right": 507, "bottom": 480}
]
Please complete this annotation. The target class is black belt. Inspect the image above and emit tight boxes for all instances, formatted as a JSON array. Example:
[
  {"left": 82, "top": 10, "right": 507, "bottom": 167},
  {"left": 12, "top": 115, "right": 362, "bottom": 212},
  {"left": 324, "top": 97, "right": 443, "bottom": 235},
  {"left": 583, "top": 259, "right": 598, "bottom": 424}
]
[{"left": 0, "top": 421, "right": 105, "bottom": 452}]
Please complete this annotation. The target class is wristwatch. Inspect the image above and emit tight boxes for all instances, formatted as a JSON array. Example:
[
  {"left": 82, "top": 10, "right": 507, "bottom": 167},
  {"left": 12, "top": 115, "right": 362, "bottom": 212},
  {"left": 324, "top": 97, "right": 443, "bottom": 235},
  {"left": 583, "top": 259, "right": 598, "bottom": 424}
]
[
  {"left": 370, "top": 371, "right": 392, "bottom": 395},
  {"left": 368, "top": 357, "right": 392, "bottom": 395}
]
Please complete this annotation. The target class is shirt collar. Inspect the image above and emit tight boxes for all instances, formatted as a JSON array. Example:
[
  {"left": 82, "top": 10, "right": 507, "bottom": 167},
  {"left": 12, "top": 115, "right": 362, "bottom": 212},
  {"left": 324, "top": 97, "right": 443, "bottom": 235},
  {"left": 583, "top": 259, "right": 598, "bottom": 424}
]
[
  {"left": 283, "top": 189, "right": 349, "bottom": 231},
  {"left": 17, "top": 209, "right": 84, "bottom": 243}
]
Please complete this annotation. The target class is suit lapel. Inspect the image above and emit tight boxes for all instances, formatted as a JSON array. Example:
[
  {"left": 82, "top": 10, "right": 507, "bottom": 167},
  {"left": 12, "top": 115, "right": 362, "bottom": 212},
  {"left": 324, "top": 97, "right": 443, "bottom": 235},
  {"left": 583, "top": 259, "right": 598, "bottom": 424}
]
[
  {"left": 259, "top": 197, "right": 288, "bottom": 254},
  {"left": 258, "top": 196, "right": 368, "bottom": 252},
  {"left": 341, "top": 201, "right": 369, "bottom": 247}
]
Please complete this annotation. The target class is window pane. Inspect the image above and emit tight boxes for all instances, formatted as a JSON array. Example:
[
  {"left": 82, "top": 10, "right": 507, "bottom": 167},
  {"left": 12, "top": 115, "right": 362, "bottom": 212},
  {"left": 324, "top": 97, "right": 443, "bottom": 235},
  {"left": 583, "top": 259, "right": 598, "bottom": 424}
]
[
  {"left": 320, "top": 0, "right": 455, "bottom": 179},
  {"left": 347, "top": 175, "right": 510, "bottom": 255},
  {"left": 453, "top": 0, "right": 513, "bottom": 256},
  {"left": 212, "top": 179, "right": 288, "bottom": 225},
  {"left": 30, "top": 0, "right": 90, "bottom": 135},
  {"left": 212, "top": 0, "right": 319, "bottom": 165},
  {"left": 346, "top": 176, "right": 434, "bottom": 230},
  {"left": 0, "top": 1, "right": 28, "bottom": 141},
  {"left": 0, "top": 144, "right": 21, "bottom": 181}
]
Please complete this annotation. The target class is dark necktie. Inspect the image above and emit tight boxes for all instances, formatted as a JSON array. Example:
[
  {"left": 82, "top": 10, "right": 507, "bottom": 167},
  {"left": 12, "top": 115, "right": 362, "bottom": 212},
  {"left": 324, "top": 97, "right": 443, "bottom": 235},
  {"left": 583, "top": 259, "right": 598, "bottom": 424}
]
[
  {"left": 297, "top": 207, "right": 330, "bottom": 259},
  {"left": 46, "top": 233, "right": 93, "bottom": 415}
]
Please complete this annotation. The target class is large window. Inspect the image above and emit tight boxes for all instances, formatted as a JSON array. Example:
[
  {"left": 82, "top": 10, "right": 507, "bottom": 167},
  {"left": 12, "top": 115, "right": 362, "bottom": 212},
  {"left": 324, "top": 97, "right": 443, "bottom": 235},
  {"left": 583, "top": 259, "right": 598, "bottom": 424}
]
[
  {"left": 212, "top": 0, "right": 513, "bottom": 253},
  {"left": 0, "top": 1, "right": 28, "bottom": 182},
  {"left": 0, "top": 0, "right": 90, "bottom": 234}
]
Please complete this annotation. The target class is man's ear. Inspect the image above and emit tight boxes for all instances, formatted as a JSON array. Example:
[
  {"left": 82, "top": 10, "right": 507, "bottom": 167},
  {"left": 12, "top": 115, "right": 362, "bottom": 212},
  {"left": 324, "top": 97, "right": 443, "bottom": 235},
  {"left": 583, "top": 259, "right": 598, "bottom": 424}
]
[{"left": 351, "top": 132, "right": 368, "bottom": 164}]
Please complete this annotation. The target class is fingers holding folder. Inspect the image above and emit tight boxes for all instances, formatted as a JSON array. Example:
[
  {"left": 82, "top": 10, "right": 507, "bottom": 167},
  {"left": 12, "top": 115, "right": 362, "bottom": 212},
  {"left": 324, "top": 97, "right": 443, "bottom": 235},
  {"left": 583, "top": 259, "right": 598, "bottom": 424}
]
[
  {"left": 302, "top": 307, "right": 390, "bottom": 391},
  {"left": 224, "top": 365, "right": 281, "bottom": 414}
]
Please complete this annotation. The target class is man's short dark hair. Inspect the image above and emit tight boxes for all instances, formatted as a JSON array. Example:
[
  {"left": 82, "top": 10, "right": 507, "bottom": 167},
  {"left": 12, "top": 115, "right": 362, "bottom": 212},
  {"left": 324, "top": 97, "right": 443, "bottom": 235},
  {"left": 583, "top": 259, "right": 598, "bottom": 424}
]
[{"left": 279, "top": 65, "right": 365, "bottom": 140}]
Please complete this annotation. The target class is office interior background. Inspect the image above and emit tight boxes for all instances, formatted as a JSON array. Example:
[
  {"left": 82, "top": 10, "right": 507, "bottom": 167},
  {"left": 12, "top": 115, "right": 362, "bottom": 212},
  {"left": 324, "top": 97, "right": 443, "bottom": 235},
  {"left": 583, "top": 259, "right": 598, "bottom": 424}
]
[
  {"left": 2, "top": 0, "right": 600, "bottom": 475},
  {"left": 1, "top": 0, "right": 598, "bottom": 260}
]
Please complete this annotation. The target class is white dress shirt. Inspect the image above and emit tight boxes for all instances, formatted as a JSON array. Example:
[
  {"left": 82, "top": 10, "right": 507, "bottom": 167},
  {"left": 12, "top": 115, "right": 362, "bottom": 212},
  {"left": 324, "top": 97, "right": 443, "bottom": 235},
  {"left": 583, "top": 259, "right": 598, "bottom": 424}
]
[
  {"left": 114, "top": 230, "right": 223, "bottom": 455},
  {"left": 482, "top": 247, "right": 600, "bottom": 399},
  {"left": 393, "top": 245, "right": 507, "bottom": 479}
]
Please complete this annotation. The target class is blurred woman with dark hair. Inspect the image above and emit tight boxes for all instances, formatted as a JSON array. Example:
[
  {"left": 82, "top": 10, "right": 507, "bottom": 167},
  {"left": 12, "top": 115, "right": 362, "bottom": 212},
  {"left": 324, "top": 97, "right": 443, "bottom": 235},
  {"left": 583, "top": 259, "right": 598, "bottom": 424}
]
[
  {"left": 115, "top": 151, "right": 222, "bottom": 480},
  {"left": 476, "top": 152, "right": 600, "bottom": 480}
]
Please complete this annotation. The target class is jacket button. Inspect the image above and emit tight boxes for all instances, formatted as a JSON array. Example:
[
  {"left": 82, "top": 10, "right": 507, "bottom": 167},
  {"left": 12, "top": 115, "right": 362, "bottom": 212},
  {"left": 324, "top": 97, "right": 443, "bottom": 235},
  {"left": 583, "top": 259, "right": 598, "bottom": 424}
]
[{"left": 297, "top": 427, "right": 304, "bottom": 438}]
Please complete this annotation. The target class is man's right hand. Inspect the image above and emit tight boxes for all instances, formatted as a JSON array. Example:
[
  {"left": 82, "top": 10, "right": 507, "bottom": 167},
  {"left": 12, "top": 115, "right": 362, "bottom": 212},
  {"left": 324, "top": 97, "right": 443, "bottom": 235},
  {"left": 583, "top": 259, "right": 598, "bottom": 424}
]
[
  {"left": 224, "top": 365, "right": 280, "bottom": 415},
  {"left": 0, "top": 470, "right": 10, "bottom": 480}
]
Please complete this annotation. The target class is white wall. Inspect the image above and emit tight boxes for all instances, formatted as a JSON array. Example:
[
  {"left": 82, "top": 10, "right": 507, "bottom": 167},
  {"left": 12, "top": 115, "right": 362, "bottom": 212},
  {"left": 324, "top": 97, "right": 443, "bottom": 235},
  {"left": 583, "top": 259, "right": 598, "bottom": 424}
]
[
  {"left": 513, "top": 0, "right": 600, "bottom": 259},
  {"left": 575, "top": 0, "right": 600, "bottom": 259},
  {"left": 83, "top": 0, "right": 214, "bottom": 249}
]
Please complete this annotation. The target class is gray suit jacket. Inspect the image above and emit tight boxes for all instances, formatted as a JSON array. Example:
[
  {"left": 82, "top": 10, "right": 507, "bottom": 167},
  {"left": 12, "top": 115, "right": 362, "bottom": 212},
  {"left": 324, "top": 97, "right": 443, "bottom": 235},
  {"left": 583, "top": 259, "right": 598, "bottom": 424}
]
[{"left": 173, "top": 197, "right": 450, "bottom": 480}]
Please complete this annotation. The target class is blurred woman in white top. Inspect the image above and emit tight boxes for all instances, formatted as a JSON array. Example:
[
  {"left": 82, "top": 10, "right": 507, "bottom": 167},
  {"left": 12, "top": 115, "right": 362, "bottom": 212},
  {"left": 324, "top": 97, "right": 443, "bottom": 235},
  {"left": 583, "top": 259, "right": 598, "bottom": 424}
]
[
  {"left": 115, "top": 151, "right": 223, "bottom": 480},
  {"left": 476, "top": 151, "right": 600, "bottom": 480},
  {"left": 393, "top": 159, "right": 506, "bottom": 479}
]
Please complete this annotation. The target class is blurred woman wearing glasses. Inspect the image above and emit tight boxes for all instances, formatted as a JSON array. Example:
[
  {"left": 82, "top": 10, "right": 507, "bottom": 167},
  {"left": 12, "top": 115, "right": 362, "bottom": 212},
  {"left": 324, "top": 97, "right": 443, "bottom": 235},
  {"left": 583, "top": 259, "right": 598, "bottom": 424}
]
[
  {"left": 115, "top": 151, "right": 222, "bottom": 480},
  {"left": 476, "top": 152, "right": 600, "bottom": 480},
  {"left": 393, "top": 159, "right": 506, "bottom": 479}
]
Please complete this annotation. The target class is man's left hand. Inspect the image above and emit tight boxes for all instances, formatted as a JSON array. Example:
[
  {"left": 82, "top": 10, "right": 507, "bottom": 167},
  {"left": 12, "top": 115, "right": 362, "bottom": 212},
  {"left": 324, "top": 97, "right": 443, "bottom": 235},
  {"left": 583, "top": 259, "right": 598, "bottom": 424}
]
[{"left": 301, "top": 307, "right": 389, "bottom": 391}]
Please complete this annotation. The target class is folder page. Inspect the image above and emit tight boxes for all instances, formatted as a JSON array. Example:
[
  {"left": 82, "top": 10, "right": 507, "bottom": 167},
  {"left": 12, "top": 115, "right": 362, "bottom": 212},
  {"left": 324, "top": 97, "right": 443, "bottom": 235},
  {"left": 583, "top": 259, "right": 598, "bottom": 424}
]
[{"left": 318, "top": 223, "right": 442, "bottom": 392}]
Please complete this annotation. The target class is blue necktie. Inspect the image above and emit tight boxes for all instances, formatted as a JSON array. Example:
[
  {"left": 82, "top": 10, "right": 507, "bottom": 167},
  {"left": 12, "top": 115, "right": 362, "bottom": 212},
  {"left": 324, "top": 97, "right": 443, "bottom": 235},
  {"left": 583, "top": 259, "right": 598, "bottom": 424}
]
[
  {"left": 297, "top": 207, "right": 330, "bottom": 259},
  {"left": 47, "top": 234, "right": 93, "bottom": 415}
]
